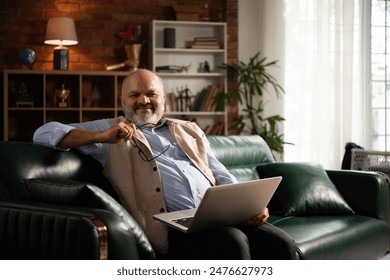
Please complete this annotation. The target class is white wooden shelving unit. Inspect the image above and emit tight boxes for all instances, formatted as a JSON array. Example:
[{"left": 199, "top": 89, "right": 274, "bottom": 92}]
[{"left": 149, "top": 20, "right": 227, "bottom": 134}]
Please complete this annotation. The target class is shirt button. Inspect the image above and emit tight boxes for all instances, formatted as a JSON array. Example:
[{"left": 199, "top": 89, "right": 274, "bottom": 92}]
[
  {"left": 160, "top": 208, "right": 165, "bottom": 213},
  {"left": 156, "top": 187, "right": 161, "bottom": 192},
  {"left": 153, "top": 167, "right": 157, "bottom": 171}
]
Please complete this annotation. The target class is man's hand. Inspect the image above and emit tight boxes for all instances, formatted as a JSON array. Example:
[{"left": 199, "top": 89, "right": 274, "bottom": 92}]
[
  {"left": 102, "top": 122, "right": 136, "bottom": 143},
  {"left": 246, "top": 207, "right": 269, "bottom": 227}
]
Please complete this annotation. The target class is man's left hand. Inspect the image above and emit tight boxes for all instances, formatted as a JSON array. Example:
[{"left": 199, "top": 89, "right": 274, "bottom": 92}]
[{"left": 246, "top": 207, "right": 269, "bottom": 227}]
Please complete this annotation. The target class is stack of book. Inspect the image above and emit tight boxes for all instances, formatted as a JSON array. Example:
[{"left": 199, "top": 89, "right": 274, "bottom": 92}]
[{"left": 190, "top": 37, "right": 220, "bottom": 49}]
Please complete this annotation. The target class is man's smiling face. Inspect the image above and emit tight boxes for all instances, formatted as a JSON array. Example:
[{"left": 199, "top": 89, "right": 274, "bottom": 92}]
[{"left": 121, "top": 70, "right": 166, "bottom": 126}]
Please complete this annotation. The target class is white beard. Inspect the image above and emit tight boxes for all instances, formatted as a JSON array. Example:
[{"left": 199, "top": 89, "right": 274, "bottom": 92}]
[{"left": 123, "top": 105, "right": 164, "bottom": 127}]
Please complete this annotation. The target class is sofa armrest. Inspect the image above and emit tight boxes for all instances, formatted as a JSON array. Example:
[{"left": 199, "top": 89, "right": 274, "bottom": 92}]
[
  {"left": 326, "top": 170, "right": 389, "bottom": 223},
  {"left": 24, "top": 178, "right": 155, "bottom": 259},
  {"left": 0, "top": 200, "right": 140, "bottom": 260}
]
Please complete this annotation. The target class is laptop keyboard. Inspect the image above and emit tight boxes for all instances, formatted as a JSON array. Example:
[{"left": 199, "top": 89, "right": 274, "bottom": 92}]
[{"left": 172, "top": 217, "right": 193, "bottom": 228}]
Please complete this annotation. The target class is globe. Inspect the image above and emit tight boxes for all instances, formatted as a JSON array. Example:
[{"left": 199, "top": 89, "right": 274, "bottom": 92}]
[{"left": 19, "top": 48, "right": 37, "bottom": 69}]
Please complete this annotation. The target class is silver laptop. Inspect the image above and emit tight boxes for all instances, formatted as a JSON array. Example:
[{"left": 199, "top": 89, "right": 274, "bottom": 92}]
[{"left": 153, "top": 176, "right": 282, "bottom": 233}]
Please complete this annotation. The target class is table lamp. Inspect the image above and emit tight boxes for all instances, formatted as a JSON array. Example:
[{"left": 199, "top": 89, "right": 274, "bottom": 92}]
[{"left": 44, "top": 17, "right": 78, "bottom": 70}]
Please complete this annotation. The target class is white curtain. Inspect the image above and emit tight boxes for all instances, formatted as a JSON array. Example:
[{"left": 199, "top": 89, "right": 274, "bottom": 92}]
[{"left": 274, "top": 0, "right": 371, "bottom": 169}]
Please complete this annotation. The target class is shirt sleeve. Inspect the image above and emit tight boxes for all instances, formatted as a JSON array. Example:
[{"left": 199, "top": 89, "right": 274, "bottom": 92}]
[
  {"left": 33, "top": 121, "right": 75, "bottom": 149},
  {"left": 33, "top": 119, "right": 111, "bottom": 166}
]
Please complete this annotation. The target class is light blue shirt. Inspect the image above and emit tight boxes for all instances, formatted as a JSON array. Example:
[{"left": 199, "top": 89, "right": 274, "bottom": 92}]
[{"left": 33, "top": 119, "right": 237, "bottom": 211}]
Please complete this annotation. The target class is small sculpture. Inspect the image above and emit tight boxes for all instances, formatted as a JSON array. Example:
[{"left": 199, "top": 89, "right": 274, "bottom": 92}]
[
  {"left": 56, "top": 84, "right": 70, "bottom": 108},
  {"left": 176, "top": 85, "right": 193, "bottom": 111},
  {"left": 91, "top": 85, "right": 101, "bottom": 107},
  {"left": 16, "top": 82, "right": 33, "bottom": 107},
  {"left": 181, "top": 63, "right": 191, "bottom": 73},
  {"left": 204, "top": 61, "right": 210, "bottom": 73}
]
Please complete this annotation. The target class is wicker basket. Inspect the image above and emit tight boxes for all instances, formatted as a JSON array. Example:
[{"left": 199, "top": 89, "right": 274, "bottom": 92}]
[
  {"left": 350, "top": 148, "right": 390, "bottom": 177},
  {"left": 351, "top": 149, "right": 390, "bottom": 238}
]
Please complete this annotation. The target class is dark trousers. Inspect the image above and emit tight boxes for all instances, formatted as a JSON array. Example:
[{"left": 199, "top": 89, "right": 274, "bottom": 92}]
[{"left": 165, "top": 222, "right": 299, "bottom": 260}]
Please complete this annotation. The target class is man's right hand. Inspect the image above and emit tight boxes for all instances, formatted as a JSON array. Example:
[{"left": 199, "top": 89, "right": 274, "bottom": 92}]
[{"left": 104, "top": 122, "right": 136, "bottom": 143}]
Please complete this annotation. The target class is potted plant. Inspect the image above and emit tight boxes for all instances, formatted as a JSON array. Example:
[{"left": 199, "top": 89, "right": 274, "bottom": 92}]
[{"left": 219, "top": 52, "right": 288, "bottom": 155}]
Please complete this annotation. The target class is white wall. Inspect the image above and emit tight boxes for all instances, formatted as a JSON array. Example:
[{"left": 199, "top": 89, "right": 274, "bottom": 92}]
[
  {"left": 238, "top": 0, "right": 285, "bottom": 129},
  {"left": 238, "top": 0, "right": 261, "bottom": 62}
]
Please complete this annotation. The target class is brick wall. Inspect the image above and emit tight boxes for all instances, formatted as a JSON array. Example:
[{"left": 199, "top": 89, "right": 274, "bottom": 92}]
[
  {"left": 0, "top": 0, "right": 238, "bottom": 137},
  {"left": 0, "top": 0, "right": 237, "bottom": 71}
]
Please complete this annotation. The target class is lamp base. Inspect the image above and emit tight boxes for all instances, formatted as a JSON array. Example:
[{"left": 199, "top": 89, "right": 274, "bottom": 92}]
[{"left": 53, "top": 46, "right": 69, "bottom": 70}]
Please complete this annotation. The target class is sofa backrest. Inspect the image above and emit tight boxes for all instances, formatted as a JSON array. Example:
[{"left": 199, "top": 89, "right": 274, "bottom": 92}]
[
  {"left": 207, "top": 135, "right": 275, "bottom": 182},
  {"left": 0, "top": 141, "right": 117, "bottom": 200},
  {"left": 0, "top": 136, "right": 274, "bottom": 198}
]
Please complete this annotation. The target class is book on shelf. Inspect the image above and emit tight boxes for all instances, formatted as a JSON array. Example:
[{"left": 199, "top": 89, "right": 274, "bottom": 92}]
[
  {"left": 193, "top": 37, "right": 218, "bottom": 42},
  {"left": 164, "top": 92, "right": 177, "bottom": 112},
  {"left": 192, "top": 84, "right": 224, "bottom": 112},
  {"left": 191, "top": 44, "right": 220, "bottom": 49},
  {"left": 191, "top": 87, "right": 209, "bottom": 111},
  {"left": 204, "top": 122, "right": 225, "bottom": 135},
  {"left": 203, "top": 84, "right": 224, "bottom": 112},
  {"left": 192, "top": 41, "right": 220, "bottom": 46},
  {"left": 156, "top": 65, "right": 182, "bottom": 73}
]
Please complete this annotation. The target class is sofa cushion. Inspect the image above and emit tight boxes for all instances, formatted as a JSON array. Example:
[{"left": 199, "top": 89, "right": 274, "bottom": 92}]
[
  {"left": 257, "top": 162, "right": 354, "bottom": 216},
  {"left": 24, "top": 178, "right": 155, "bottom": 259}
]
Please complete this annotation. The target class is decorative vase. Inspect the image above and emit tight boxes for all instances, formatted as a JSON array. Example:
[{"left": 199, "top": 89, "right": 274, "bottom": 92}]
[
  {"left": 124, "top": 44, "right": 141, "bottom": 71},
  {"left": 163, "top": 28, "right": 176, "bottom": 48}
]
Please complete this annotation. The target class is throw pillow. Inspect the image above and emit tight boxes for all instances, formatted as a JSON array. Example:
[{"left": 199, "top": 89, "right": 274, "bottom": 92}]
[{"left": 257, "top": 162, "right": 354, "bottom": 216}]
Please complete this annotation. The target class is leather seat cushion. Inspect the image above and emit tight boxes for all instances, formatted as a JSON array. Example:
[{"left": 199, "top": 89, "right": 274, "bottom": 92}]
[{"left": 269, "top": 215, "right": 390, "bottom": 259}]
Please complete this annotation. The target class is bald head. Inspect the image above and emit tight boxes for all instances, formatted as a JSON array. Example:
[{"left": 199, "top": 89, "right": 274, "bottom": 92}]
[{"left": 121, "top": 69, "right": 164, "bottom": 98}]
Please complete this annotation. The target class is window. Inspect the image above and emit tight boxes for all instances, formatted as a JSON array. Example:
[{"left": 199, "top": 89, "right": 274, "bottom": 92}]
[
  {"left": 371, "top": 0, "right": 390, "bottom": 151},
  {"left": 282, "top": 0, "right": 368, "bottom": 169}
]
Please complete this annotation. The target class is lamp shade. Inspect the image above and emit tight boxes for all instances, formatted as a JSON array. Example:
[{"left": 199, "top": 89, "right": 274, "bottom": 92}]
[{"left": 44, "top": 17, "right": 78, "bottom": 46}]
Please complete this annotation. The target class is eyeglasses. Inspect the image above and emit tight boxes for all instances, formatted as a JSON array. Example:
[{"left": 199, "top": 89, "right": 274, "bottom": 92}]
[
  {"left": 130, "top": 137, "right": 170, "bottom": 162},
  {"left": 135, "top": 122, "right": 156, "bottom": 129},
  {"left": 128, "top": 122, "right": 170, "bottom": 162}
]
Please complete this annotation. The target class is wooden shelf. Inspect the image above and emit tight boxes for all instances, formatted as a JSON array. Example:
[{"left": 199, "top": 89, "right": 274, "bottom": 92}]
[
  {"left": 4, "top": 66, "right": 228, "bottom": 141},
  {"left": 3, "top": 70, "right": 127, "bottom": 141}
]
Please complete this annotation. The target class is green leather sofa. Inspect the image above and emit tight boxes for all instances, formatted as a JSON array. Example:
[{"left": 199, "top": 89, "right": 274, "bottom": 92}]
[{"left": 0, "top": 135, "right": 389, "bottom": 259}]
